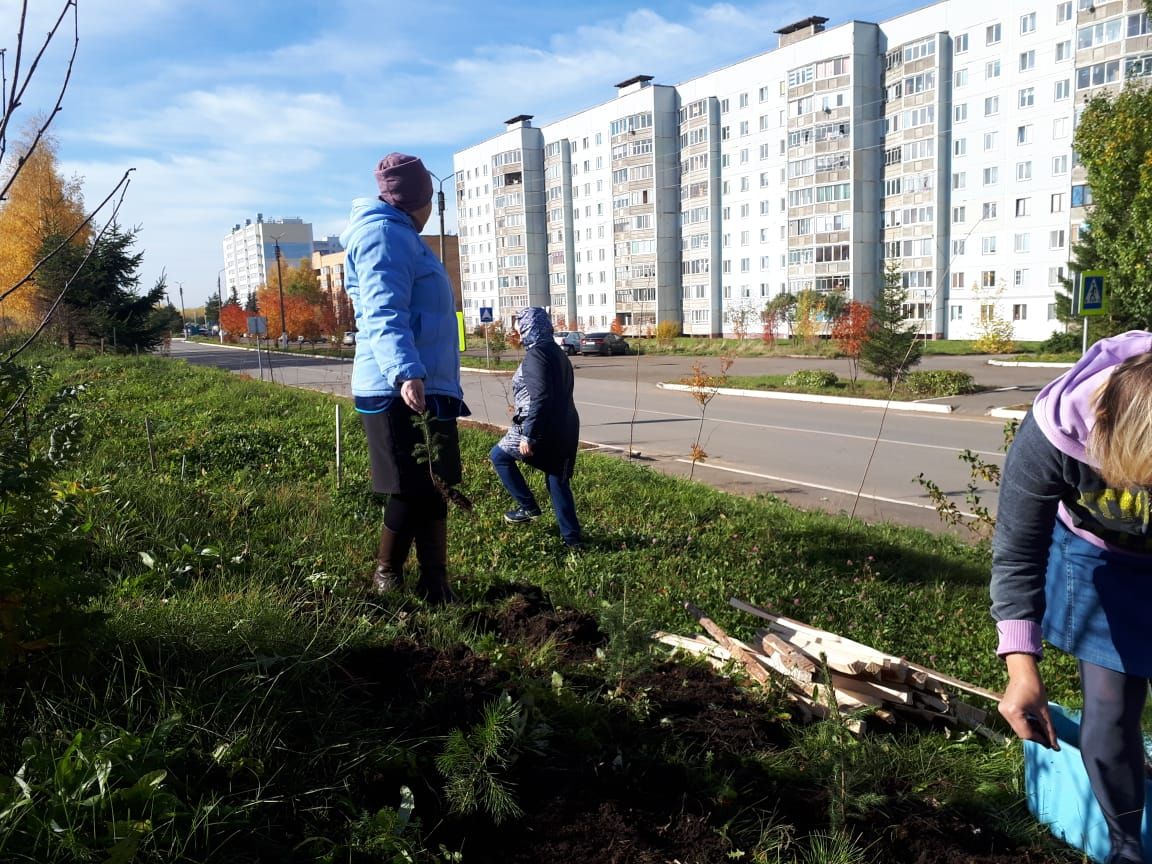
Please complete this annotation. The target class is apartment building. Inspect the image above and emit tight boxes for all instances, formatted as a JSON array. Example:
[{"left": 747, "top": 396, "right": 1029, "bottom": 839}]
[
  {"left": 454, "top": 0, "right": 1131, "bottom": 341},
  {"left": 222, "top": 215, "right": 315, "bottom": 300}
]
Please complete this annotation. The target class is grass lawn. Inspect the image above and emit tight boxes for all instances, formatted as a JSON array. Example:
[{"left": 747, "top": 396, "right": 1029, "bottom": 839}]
[
  {"left": 0, "top": 350, "right": 1084, "bottom": 863},
  {"left": 714, "top": 373, "right": 980, "bottom": 401}
]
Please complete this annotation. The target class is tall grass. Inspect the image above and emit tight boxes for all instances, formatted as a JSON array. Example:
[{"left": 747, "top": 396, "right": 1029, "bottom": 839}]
[{"left": 0, "top": 350, "right": 1082, "bottom": 862}]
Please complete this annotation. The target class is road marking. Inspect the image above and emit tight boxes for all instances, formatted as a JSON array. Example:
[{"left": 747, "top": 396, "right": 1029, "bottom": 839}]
[
  {"left": 574, "top": 400, "right": 1004, "bottom": 458},
  {"left": 671, "top": 459, "right": 983, "bottom": 517}
]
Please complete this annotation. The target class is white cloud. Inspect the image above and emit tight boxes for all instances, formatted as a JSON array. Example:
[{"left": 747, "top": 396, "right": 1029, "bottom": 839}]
[{"left": 36, "top": 1, "right": 814, "bottom": 306}]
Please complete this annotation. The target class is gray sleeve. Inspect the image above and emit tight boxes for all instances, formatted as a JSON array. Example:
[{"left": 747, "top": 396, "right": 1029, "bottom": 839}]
[{"left": 989, "top": 411, "right": 1069, "bottom": 623}]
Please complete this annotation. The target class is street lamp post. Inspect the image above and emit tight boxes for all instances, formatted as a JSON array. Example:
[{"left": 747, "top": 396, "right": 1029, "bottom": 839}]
[
  {"left": 176, "top": 281, "right": 186, "bottom": 335},
  {"left": 430, "top": 171, "right": 458, "bottom": 267},
  {"left": 271, "top": 234, "right": 286, "bottom": 346}
]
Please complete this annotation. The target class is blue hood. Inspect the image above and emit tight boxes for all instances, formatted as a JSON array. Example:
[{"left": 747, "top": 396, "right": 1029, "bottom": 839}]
[
  {"left": 517, "top": 307, "right": 554, "bottom": 349},
  {"left": 339, "top": 197, "right": 414, "bottom": 249}
]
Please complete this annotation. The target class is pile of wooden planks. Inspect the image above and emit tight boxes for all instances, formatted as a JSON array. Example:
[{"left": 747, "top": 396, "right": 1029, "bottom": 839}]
[{"left": 654, "top": 598, "right": 1003, "bottom": 736}]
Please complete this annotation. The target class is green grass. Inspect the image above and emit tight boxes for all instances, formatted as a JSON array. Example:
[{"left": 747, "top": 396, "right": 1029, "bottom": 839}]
[
  {"left": 0, "top": 350, "right": 1083, "bottom": 862},
  {"left": 714, "top": 374, "right": 970, "bottom": 401}
]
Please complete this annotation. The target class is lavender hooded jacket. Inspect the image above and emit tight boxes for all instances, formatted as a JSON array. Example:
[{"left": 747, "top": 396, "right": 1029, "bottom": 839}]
[{"left": 990, "top": 330, "right": 1152, "bottom": 656}]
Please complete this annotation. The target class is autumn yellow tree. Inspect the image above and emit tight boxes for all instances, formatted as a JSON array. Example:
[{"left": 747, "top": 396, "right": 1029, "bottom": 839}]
[{"left": 0, "top": 132, "right": 89, "bottom": 327}]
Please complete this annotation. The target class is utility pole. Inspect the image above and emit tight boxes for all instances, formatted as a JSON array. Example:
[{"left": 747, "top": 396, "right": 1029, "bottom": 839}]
[
  {"left": 431, "top": 171, "right": 458, "bottom": 268},
  {"left": 176, "top": 281, "right": 186, "bottom": 335},
  {"left": 272, "top": 234, "right": 286, "bottom": 347}
]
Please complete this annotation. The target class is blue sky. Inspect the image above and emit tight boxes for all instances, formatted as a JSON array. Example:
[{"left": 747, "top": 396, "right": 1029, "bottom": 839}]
[{"left": 3, "top": 0, "right": 924, "bottom": 308}]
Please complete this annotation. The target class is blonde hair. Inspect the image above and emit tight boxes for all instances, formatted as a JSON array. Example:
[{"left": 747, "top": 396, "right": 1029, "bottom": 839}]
[{"left": 1088, "top": 351, "right": 1152, "bottom": 488}]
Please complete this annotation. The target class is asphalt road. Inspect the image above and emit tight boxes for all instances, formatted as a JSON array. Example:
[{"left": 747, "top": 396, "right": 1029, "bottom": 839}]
[{"left": 168, "top": 340, "right": 1063, "bottom": 534}]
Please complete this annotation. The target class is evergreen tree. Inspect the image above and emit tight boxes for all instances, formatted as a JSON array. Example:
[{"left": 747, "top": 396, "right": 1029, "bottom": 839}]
[
  {"left": 37, "top": 223, "right": 168, "bottom": 351},
  {"left": 204, "top": 291, "right": 222, "bottom": 326},
  {"left": 860, "top": 262, "right": 923, "bottom": 386}
]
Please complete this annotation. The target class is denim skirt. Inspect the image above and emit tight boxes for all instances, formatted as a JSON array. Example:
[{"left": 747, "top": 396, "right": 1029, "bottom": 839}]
[{"left": 1043, "top": 519, "right": 1152, "bottom": 676}]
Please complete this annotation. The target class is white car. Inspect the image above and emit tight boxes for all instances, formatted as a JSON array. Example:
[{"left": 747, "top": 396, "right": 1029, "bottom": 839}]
[
  {"left": 342, "top": 331, "right": 357, "bottom": 346},
  {"left": 553, "top": 331, "right": 584, "bottom": 355}
]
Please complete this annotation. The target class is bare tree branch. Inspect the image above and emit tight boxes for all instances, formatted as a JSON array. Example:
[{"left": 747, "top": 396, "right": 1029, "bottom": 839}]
[
  {"left": 0, "top": 1, "right": 79, "bottom": 202},
  {"left": 0, "top": 167, "right": 136, "bottom": 305},
  {"left": 4, "top": 171, "right": 133, "bottom": 363}
]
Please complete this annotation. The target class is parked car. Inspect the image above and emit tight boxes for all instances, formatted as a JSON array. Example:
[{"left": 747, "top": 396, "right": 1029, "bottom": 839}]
[
  {"left": 579, "top": 332, "right": 630, "bottom": 356},
  {"left": 553, "top": 330, "right": 584, "bottom": 355},
  {"left": 342, "top": 331, "right": 357, "bottom": 346}
]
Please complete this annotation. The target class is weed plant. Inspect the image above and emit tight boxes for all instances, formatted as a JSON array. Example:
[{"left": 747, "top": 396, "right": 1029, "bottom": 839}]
[{"left": 0, "top": 349, "right": 1083, "bottom": 862}]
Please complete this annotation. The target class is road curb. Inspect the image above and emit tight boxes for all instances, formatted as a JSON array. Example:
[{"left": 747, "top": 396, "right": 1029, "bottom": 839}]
[
  {"left": 987, "top": 359, "right": 1075, "bottom": 368},
  {"left": 989, "top": 407, "right": 1028, "bottom": 420},
  {"left": 656, "top": 382, "right": 955, "bottom": 414}
]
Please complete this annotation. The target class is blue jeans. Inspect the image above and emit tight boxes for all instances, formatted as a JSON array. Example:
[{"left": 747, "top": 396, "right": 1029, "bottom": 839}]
[{"left": 489, "top": 445, "right": 581, "bottom": 545}]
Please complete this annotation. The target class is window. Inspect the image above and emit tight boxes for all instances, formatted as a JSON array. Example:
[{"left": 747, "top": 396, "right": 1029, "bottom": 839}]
[
  {"left": 1052, "top": 155, "right": 1068, "bottom": 175},
  {"left": 1016, "top": 197, "right": 1031, "bottom": 216},
  {"left": 982, "top": 236, "right": 998, "bottom": 254},
  {"left": 953, "top": 172, "right": 967, "bottom": 190},
  {"left": 1020, "top": 50, "right": 1035, "bottom": 71},
  {"left": 1071, "top": 184, "right": 1093, "bottom": 207},
  {"left": 1017, "top": 124, "right": 1033, "bottom": 145},
  {"left": 982, "top": 270, "right": 998, "bottom": 287},
  {"left": 1014, "top": 233, "right": 1030, "bottom": 253},
  {"left": 1021, "top": 12, "right": 1036, "bottom": 33},
  {"left": 987, "top": 22, "right": 1002, "bottom": 44},
  {"left": 1013, "top": 304, "right": 1028, "bottom": 321},
  {"left": 1049, "top": 265, "right": 1066, "bottom": 285},
  {"left": 739, "top": 92, "right": 749, "bottom": 108},
  {"left": 1057, "top": 1, "right": 1072, "bottom": 23},
  {"left": 739, "top": 120, "right": 750, "bottom": 136},
  {"left": 984, "top": 131, "right": 998, "bottom": 151},
  {"left": 982, "top": 201, "right": 998, "bottom": 219},
  {"left": 983, "top": 167, "right": 999, "bottom": 186},
  {"left": 952, "top": 239, "right": 966, "bottom": 255},
  {"left": 953, "top": 205, "right": 966, "bottom": 223},
  {"left": 954, "top": 103, "right": 968, "bottom": 123},
  {"left": 1053, "top": 117, "right": 1069, "bottom": 138},
  {"left": 1077, "top": 59, "right": 1121, "bottom": 89},
  {"left": 1077, "top": 18, "right": 1124, "bottom": 50},
  {"left": 950, "top": 305, "right": 964, "bottom": 321},
  {"left": 1015, "top": 269, "right": 1029, "bottom": 287},
  {"left": 1130, "top": 11, "right": 1151, "bottom": 37},
  {"left": 986, "top": 59, "right": 1001, "bottom": 79},
  {"left": 903, "top": 38, "right": 936, "bottom": 63},
  {"left": 1018, "top": 88, "right": 1035, "bottom": 109},
  {"left": 1056, "top": 40, "right": 1072, "bottom": 62},
  {"left": 984, "top": 96, "right": 999, "bottom": 116},
  {"left": 1055, "top": 79, "right": 1070, "bottom": 101},
  {"left": 1050, "top": 229, "right": 1066, "bottom": 249},
  {"left": 954, "top": 33, "right": 969, "bottom": 53},
  {"left": 952, "top": 274, "right": 966, "bottom": 290},
  {"left": 1017, "top": 161, "right": 1032, "bottom": 181},
  {"left": 1125, "top": 55, "right": 1152, "bottom": 79},
  {"left": 954, "top": 138, "right": 967, "bottom": 157},
  {"left": 1051, "top": 192, "right": 1065, "bottom": 212},
  {"left": 955, "top": 68, "right": 969, "bottom": 87}
]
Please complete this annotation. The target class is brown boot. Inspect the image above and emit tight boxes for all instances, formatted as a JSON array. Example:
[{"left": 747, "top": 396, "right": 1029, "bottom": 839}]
[
  {"left": 371, "top": 525, "right": 412, "bottom": 594},
  {"left": 414, "top": 519, "right": 457, "bottom": 605}
]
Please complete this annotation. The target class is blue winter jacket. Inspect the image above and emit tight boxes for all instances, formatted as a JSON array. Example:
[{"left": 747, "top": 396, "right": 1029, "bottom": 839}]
[{"left": 339, "top": 198, "right": 463, "bottom": 400}]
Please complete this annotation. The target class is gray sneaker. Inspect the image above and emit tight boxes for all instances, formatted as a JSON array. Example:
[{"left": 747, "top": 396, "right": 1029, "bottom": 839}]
[{"left": 504, "top": 507, "right": 542, "bottom": 525}]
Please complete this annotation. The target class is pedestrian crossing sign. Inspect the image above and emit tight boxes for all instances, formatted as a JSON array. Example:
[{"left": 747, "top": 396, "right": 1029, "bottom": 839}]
[{"left": 1078, "top": 271, "right": 1107, "bottom": 317}]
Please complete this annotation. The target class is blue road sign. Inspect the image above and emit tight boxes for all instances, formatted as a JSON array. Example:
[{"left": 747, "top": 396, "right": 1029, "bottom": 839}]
[
  {"left": 479, "top": 306, "right": 494, "bottom": 323},
  {"left": 1080, "top": 271, "right": 1106, "bottom": 317}
]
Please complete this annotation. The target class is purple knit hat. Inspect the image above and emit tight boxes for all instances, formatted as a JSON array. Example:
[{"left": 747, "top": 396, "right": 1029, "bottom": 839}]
[{"left": 374, "top": 153, "right": 433, "bottom": 213}]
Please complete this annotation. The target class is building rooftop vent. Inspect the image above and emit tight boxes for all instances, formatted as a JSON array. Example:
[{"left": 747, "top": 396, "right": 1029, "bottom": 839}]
[
  {"left": 775, "top": 16, "right": 828, "bottom": 47},
  {"left": 504, "top": 114, "right": 534, "bottom": 129},
  {"left": 614, "top": 74, "right": 654, "bottom": 90}
]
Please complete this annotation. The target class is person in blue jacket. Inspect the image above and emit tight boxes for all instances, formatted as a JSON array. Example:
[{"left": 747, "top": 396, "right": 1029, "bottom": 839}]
[
  {"left": 340, "top": 152, "right": 468, "bottom": 604},
  {"left": 991, "top": 331, "right": 1152, "bottom": 864},
  {"left": 490, "top": 307, "right": 583, "bottom": 550}
]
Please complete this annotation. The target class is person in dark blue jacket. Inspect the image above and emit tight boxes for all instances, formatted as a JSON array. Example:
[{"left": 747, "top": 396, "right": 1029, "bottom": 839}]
[
  {"left": 340, "top": 152, "right": 468, "bottom": 604},
  {"left": 490, "top": 307, "right": 583, "bottom": 550}
]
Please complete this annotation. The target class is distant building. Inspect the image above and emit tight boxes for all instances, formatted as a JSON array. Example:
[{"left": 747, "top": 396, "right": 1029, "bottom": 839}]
[
  {"left": 453, "top": 0, "right": 1123, "bottom": 340},
  {"left": 222, "top": 215, "right": 314, "bottom": 299},
  {"left": 313, "top": 235, "right": 343, "bottom": 255}
]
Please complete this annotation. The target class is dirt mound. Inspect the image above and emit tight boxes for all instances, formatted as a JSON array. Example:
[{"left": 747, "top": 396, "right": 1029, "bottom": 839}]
[{"left": 471, "top": 582, "right": 607, "bottom": 664}]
